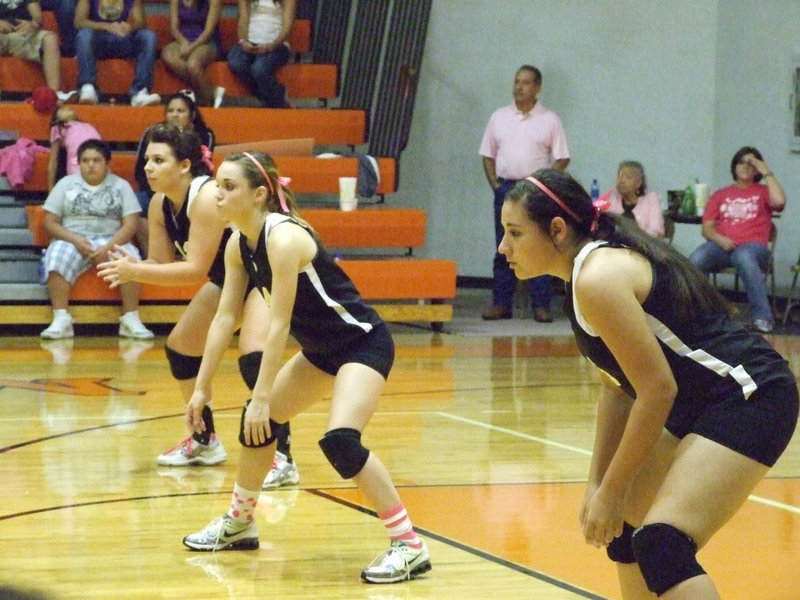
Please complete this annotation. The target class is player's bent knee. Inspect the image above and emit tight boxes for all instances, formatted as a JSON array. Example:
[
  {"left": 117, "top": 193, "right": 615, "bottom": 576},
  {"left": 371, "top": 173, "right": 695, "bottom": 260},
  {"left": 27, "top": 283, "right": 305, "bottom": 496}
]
[
  {"left": 237, "top": 401, "right": 278, "bottom": 448},
  {"left": 632, "top": 523, "right": 706, "bottom": 596},
  {"left": 318, "top": 428, "right": 370, "bottom": 479},
  {"left": 165, "top": 345, "right": 202, "bottom": 380},
  {"left": 606, "top": 522, "right": 637, "bottom": 564}
]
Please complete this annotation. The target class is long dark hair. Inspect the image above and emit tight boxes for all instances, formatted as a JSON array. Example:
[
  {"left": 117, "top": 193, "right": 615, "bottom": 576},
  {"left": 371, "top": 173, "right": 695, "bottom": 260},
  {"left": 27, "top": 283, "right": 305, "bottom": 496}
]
[
  {"left": 505, "top": 168, "right": 729, "bottom": 322},
  {"left": 166, "top": 91, "right": 213, "bottom": 149},
  {"left": 145, "top": 123, "right": 212, "bottom": 177}
]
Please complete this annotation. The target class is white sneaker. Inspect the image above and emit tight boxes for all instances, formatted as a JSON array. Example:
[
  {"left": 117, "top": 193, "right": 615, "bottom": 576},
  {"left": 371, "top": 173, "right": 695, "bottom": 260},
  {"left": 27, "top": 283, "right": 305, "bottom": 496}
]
[
  {"left": 56, "top": 90, "right": 77, "bottom": 103},
  {"left": 213, "top": 86, "right": 226, "bottom": 109},
  {"left": 119, "top": 311, "right": 154, "bottom": 339},
  {"left": 78, "top": 84, "right": 98, "bottom": 105},
  {"left": 157, "top": 434, "right": 227, "bottom": 466},
  {"left": 40, "top": 312, "right": 74, "bottom": 339},
  {"left": 262, "top": 451, "right": 300, "bottom": 488},
  {"left": 183, "top": 514, "right": 259, "bottom": 551},
  {"left": 361, "top": 540, "right": 432, "bottom": 583},
  {"left": 131, "top": 88, "right": 161, "bottom": 107}
]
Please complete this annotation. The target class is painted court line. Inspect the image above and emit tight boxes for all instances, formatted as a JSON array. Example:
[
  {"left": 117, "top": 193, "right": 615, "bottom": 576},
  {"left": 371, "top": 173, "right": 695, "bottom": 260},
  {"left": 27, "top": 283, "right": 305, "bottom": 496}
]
[{"left": 435, "top": 410, "right": 800, "bottom": 515}]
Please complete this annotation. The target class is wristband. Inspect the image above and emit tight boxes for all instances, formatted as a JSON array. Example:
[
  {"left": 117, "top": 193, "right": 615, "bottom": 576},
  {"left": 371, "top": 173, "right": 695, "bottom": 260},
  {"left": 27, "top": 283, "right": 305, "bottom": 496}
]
[{"left": 763, "top": 171, "right": 774, "bottom": 179}]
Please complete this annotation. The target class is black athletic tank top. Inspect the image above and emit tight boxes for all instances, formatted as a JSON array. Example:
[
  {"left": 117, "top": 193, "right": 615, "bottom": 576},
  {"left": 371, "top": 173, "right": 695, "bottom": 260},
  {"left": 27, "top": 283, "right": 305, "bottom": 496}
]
[{"left": 239, "top": 213, "right": 384, "bottom": 353}]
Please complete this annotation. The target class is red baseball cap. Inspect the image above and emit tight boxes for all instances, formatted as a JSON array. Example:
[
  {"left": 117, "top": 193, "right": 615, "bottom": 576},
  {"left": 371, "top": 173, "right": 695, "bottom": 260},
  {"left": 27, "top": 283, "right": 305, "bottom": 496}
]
[{"left": 29, "top": 86, "right": 58, "bottom": 114}]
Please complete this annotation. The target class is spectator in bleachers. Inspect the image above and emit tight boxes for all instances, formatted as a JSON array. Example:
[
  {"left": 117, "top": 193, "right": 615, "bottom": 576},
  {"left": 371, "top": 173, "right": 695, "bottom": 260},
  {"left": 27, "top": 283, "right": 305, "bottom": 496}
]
[
  {"left": 73, "top": 0, "right": 161, "bottom": 106},
  {"left": 160, "top": 0, "right": 224, "bottom": 107},
  {"left": 0, "top": 0, "right": 75, "bottom": 102},
  {"left": 604, "top": 160, "right": 664, "bottom": 238},
  {"left": 40, "top": 138, "right": 154, "bottom": 340},
  {"left": 47, "top": 105, "right": 101, "bottom": 190},
  {"left": 133, "top": 89, "right": 215, "bottom": 253},
  {"left": 226, "top": 0, "right": 295, "bottom": 108},
  {"left": 40, "top": 0, "right": 75, "bottom": 56}
]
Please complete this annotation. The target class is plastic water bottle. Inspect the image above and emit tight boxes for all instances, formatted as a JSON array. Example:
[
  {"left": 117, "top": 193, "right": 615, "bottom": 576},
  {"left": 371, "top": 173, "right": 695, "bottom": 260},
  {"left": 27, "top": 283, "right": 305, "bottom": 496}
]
[
  {"left": 38, "top": 249, "right": 47, "bottom": 284},
  {"left": 590, "top": 179, "right": 600, "bottom": 201}
]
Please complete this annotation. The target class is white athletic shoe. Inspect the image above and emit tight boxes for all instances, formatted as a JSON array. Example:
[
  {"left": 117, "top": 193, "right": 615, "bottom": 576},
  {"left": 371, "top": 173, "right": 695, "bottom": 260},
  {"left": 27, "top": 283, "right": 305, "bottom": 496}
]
[
  {"left": 183, "top": 514, "right": 259, "bottom": 551},
  {"left": 361, "top": 540, "right": 432, "bottom": 583},
  {"left": 213, "top": 86, "right": 226, "bottom": 108},
  {"left": 131, "top": 88, "right": 161, "bottom": 107},
  {"left": 56, "top": 90, "right": 77, "bottom": 103},
  {"left": 262, "top": 451, "right": 300, "bottom": 488},
  {"left": 118, "top": 311, "right": 154, "bottom": 339},
  {"left": 78, "top": 84, "right": 98, "bottom": 105},
  {"left": 157, "top": 434, "right": 227, "bottom": 466},
  {"left": 40, "top": 312, "right": 74, "bottom": 339}
]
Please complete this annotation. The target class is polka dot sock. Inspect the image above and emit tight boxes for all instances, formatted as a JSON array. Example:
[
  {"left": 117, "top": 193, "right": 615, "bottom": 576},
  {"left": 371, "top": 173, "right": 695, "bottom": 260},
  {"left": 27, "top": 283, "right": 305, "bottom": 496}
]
[{"left": 228, "top": 482, "right": 259, "bottom": 527}]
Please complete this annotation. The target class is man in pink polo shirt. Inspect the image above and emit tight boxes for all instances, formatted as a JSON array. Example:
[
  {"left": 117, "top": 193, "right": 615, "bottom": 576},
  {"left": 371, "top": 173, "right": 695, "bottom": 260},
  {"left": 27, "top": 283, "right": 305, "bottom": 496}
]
[{"left": 479, "top": 65, "right": 570, "bottom": 322}]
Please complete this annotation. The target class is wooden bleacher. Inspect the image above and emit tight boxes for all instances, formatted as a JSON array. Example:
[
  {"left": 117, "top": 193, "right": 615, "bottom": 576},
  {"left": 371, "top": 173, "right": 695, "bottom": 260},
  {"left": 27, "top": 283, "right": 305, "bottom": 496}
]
[
  {"left": 0, "top": 10, "right": 459, "bottom": 331},
  {"left": 1, "top": 102, "right": 367, "bottom": 147},
  {"left": 16, "top": 152, "right": 397, "bottom": 196},
  {"left": 13, "top": 206, "right": 456, "bottom": 330},
  {"left": 10, "top": 16, "right": 332, "bottom": 103}
]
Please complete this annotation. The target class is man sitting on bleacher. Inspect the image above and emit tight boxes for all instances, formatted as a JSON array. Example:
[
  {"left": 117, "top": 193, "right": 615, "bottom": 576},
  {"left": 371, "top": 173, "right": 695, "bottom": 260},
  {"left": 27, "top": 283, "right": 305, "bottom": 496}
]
[
  {"left": 0, "top": 0, "right": 75, "bottom": 102},
  {"left": 73, "top": 0, "right": 160, "bottom": 106},
  {"left": 40, "top": 138, "right": 154, "bottom": 340}
]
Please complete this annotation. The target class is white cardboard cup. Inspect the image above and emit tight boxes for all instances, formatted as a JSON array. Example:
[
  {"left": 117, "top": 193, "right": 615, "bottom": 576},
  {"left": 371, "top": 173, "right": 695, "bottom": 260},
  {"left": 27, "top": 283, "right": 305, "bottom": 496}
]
[
  {"left": 339, "top": 197, "right": 358, "bottom": 211},
  {"left": 339, "top": 176, "right": 357, "bottom": 201}
]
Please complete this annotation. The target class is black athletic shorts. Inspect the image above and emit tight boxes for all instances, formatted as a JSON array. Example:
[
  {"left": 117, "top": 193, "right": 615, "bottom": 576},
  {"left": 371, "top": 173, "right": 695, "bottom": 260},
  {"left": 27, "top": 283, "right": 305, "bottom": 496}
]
[
  {"left": 302, "top": 323, "right": 394, "bottom": 380},
  {"left": 667, "top": 374, "right": 799, "bottom": 467}
]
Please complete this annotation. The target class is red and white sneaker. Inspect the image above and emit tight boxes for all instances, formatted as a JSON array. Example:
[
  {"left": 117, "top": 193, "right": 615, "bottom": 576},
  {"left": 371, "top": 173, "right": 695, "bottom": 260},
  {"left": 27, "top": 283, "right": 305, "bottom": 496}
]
[{"left": 157, "top": 434, "right": 227, "bottom": 466}]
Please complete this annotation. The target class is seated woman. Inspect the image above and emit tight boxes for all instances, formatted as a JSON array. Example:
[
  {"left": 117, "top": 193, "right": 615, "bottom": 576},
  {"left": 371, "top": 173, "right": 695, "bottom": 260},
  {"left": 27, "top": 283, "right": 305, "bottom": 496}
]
[
  {"left": 604, "top": 160, "right": 664, "bottom": 238},
  {"left": 226, "top": 0, "right": 296, "bottom": 108},
  {"left": 40, "top": 139, "right": 153, "bottom": 340},
  {"left": 133, "top": 90, "right": 215, "bottom": 253},
  {"left": 160, "top": 0, "right": 224, "bottom": 107}
]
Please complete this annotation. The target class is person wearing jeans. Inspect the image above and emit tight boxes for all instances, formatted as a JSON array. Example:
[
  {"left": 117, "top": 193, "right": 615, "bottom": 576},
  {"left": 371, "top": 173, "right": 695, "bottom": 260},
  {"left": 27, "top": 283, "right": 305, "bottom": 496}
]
[
  {"left": 689, "top": 146, "right": 785, "bottom": 333},
  {"left": 226, "top": 0, "right": 295, "bottom": 108},
  {"left": 74, "top": 0, "right": 161, "bottom": 106}
]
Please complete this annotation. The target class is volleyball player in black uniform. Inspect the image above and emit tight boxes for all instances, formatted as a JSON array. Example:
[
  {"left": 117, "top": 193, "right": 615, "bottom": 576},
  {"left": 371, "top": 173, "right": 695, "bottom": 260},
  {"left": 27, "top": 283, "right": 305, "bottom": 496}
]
[
  {"left": 181, "top": 151, "right": 431, "bottom": 584},
  {"left": 497, "top": 169, "right": 797, "bottom": 599},
  {"left": 97, "top": 124, "right": 273, "bottom": 469}
]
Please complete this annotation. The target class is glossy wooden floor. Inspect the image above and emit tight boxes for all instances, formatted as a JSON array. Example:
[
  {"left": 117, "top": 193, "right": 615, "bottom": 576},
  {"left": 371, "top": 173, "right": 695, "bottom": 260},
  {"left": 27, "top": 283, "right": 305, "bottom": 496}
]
[{"left": 2, "top": 326, "right": 799, "bottom": 599}]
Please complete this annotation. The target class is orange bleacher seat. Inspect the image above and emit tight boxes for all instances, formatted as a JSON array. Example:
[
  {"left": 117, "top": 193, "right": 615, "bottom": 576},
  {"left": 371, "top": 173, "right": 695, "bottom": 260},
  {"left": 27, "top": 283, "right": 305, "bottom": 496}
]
[
  {"left": 19, "top": 152, "right": 397, "bottom": 196},
  {"left": 0, "top": 55, "right": 336, "bottom": 101},
  {"left": 1, "top": 101, "right": 367, "bottom": 147}
]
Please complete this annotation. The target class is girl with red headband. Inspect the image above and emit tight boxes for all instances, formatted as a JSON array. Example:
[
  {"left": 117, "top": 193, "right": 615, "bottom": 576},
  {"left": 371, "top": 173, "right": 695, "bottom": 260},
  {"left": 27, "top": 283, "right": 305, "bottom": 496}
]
[
  {"left": 181, "top": 150, "right": 432, "bottom": 585},
  {"left": 500, "top": 168, "right": 797, "bottom": 599}
]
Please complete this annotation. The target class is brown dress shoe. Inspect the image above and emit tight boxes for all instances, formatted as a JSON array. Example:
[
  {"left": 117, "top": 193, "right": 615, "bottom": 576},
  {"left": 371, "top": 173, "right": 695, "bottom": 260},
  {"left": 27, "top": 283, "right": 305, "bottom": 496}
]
[
  {"left": 482, "top": 305, "right": 512, "bottom": 320},
  {"left": 533, "top": 308, "right": 552, "bottom": 323}
]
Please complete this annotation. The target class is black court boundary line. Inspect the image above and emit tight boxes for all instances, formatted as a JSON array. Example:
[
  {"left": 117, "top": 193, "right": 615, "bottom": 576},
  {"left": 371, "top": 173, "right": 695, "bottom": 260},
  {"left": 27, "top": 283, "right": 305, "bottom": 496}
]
[
  {"left": 0, "top": 486, "right": 607, "bottom": 598},
  {"left": 308, "top": 488, "right": 608, "bottom": 600}
]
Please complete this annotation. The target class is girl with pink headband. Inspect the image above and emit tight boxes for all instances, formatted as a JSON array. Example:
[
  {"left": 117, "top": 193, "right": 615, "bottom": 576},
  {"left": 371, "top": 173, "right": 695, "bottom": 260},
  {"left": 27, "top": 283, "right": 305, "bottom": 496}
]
[
  {"left": 500, "top": 168, "right": 797, "bottom": 599},
  {"left": 182, "top": 150, "right": 432, "bottom": 585},
  {"left": 98, "top": 125, "right": 272, "bottom": 473}
]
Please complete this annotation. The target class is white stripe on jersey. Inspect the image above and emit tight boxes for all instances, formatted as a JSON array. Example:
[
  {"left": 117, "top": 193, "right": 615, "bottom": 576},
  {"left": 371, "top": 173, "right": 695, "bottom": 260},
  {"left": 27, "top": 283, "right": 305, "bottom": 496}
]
[
  {"left": 646, "top": 315, "right": 757, "bottom": 399},
  {"left": 301, "top": 261, "right": 373, "bottom": 333},
  {"left": 572, "top": 241, "right": 757, "bottom": 400}
]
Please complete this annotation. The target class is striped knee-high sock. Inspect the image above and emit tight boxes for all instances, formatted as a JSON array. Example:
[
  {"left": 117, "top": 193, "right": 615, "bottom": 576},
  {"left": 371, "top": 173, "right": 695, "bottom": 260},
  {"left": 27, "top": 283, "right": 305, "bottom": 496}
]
[{"left": 378, "top": 503, "right": 421, "bottom": 548}]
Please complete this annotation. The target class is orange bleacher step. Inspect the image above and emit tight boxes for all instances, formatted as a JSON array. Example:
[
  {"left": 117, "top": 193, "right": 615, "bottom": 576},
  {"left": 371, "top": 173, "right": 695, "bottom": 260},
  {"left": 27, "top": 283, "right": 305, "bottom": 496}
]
[
  {"left": 19, "top": 154, "right": 397, "bottom": 198},
  {"left": 0, "top": 56, "right": 336, "bottom": 101},
  {"left": 1, "top": 102, "right": 366, "bottom": 147}
]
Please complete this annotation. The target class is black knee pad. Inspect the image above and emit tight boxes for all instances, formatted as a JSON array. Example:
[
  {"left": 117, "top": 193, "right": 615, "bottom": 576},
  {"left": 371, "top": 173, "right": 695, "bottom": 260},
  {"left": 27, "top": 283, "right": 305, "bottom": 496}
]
[
  {"left": 237, "top": 400, "right": 278, "bottom": 448},
  {"left": 237, "top": 351, "right": 262, "bottom": 390},
  {"left": 632, "top": 523, "right": 706, "bottom": 596},
  {"left": 165, "top": 345, "right": 202, "bottom": 380},
  {"left": 606, "top": 522, "right": 637, "bottom": 564},
  {"left": 318, "top": 428, "right": 370, "bottom": 479}
]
